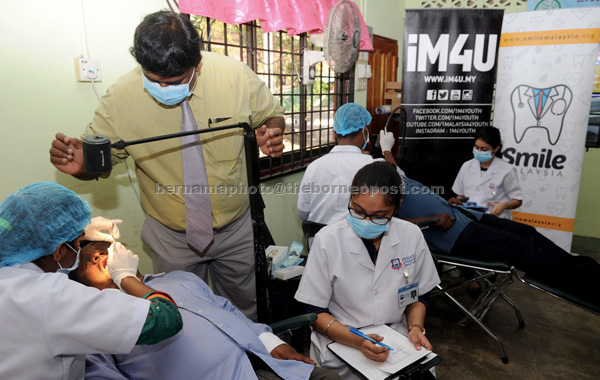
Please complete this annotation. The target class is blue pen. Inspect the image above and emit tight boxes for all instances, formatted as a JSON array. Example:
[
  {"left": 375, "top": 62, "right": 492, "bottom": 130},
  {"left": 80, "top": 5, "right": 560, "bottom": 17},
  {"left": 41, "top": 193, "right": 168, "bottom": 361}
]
[{"left": 349, "top": 327, "right": 394, "bottom": 351}]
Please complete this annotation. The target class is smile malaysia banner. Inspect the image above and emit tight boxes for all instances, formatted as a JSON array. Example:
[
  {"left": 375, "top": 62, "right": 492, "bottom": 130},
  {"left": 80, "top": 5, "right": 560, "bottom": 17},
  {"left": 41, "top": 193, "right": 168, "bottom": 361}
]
[
  {"left": 527, "top": 0, "right": 600, "bottom": 11},
  {"left": 493, "top": 7, "right": 600, "bottom": 250},
  {"left": 401, "top": 9, "right": 504, "bottom": 194}
]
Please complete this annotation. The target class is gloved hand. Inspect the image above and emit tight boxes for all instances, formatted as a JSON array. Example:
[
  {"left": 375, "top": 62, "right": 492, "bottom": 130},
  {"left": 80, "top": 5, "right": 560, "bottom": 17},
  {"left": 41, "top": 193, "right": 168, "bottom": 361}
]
[
  {"left": 107, "top": 242, "right": 140, "bottom": 289},
  {"left": 84, "top": 216, "right": 123, "bottom": 242},
  {"left": 379, "top": 130, "right": 395, "bottom": 152}
]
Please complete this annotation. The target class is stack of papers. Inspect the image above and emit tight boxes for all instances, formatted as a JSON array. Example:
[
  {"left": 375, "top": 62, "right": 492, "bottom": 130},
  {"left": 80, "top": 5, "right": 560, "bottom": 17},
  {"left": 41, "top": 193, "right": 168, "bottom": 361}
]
[{"left": 328, "top": 325, "right": 438, "bottom": 380}]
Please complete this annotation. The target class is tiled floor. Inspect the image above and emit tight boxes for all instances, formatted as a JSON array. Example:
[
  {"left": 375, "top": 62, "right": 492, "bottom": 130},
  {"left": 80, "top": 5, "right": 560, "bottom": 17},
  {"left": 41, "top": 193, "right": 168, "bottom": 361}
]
[{"left": 426, "top": 235, "right": 600, "bottom": 380}]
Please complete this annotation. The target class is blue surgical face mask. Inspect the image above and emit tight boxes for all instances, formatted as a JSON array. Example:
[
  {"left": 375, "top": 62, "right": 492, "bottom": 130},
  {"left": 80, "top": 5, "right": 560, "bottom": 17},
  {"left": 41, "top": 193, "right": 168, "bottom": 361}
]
[
  {"left": 361, "top": 128, "right": 370, "bottom": 151},
  {"left": 142, "top": 72, "right": 196, "bottom": 106},
  {"left": 473, "top": 148, "right": 493, "bottom": 163},
  {"left": 57, "top": 242, "right": 80, "bottom": 275},
  {"left": 346, "top": 214, "right": 389, "bottom": 240}
]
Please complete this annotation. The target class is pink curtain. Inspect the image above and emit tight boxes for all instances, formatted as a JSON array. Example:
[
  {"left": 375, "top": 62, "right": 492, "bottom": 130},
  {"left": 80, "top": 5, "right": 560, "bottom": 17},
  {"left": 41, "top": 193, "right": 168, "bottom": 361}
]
[{"left": 178, "top": 0, "right": 373, "bottom": 50}]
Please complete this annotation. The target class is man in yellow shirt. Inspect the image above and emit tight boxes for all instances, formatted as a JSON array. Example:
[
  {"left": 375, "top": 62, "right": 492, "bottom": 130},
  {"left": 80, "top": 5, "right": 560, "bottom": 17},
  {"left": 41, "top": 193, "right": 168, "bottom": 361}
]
[{"left": 49, "top": 11, "right": 286, "bottom": 320}]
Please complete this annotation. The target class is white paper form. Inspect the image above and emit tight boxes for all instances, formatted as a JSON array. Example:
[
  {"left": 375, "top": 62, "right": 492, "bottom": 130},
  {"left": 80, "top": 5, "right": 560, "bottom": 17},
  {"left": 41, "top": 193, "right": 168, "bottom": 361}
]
[
  {"left": 359, "top": 325, "right": 431, "bottom": 374},
  {"left": 327, "top": 343, "right": 391, "bottom": 380},
  {"left": 327, "top": 324, "right": 433, "bottom": 380}
]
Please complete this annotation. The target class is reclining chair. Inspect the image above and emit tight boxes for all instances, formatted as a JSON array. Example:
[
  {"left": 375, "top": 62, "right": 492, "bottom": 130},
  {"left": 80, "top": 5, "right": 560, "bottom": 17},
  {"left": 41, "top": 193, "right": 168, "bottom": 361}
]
[
  {"left": 514, "top": 271, "right": 600, "bottom": 314},
  {"left": 414, "top": 218, "right": 520, "bottom": 363},
  {"left": 427, "top": 247, "right": 523, "bottom": 364},
  {"left": 419, "top": 219, "right": 600, "bottom": 364}
]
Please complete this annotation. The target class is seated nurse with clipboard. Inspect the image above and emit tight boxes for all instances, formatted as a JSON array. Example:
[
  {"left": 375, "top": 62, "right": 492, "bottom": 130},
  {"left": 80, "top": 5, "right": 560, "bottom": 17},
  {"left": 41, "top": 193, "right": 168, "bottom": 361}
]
[
  {"left": 449, "top": 126, "right": 523, "bottom": 219},
  {"left": 295, "top": 162, "right": 440, "bottom": 380}
]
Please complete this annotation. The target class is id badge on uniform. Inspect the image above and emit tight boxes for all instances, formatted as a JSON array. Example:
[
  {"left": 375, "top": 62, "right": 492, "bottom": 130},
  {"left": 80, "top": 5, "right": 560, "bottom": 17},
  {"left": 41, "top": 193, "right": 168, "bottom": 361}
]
[{"left": 398, "top": 282, "right": 419, "bottom": 308}]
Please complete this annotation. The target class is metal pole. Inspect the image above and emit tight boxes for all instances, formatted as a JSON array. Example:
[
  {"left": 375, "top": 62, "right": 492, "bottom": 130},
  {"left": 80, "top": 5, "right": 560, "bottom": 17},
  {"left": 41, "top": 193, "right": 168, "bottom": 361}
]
[{"left": 107, "top": 122, "right": 271, "bottom": 323}]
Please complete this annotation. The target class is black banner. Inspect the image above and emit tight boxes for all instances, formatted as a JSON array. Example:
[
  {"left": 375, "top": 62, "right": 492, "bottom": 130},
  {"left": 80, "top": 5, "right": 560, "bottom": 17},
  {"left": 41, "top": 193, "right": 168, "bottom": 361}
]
[{"left": 400, "top": 9, "right": 504, "bottom": 196}]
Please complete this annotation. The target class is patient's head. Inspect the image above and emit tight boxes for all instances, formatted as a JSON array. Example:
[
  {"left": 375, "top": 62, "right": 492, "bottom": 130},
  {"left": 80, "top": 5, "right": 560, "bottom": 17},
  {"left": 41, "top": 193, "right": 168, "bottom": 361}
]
[{"left": 70, "top": 241, "right": 118, "bottom": 290}]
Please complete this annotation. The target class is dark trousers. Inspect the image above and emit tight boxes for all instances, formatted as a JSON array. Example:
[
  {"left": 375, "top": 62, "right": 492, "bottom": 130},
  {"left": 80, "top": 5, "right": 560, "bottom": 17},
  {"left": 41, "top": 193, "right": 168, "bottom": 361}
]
[
  {"left": 249, "top": 353, "right": 342, "bottom": 380},
  {"left": 451, "top": 215, "right": 600, "bottom": 303}
]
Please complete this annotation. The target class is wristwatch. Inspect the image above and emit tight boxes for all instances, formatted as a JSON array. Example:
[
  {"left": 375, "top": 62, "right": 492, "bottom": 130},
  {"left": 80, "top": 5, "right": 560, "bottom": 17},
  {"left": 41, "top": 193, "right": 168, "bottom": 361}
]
[{"left": 408, "top": 325, "right": 426, "bottom": 335}]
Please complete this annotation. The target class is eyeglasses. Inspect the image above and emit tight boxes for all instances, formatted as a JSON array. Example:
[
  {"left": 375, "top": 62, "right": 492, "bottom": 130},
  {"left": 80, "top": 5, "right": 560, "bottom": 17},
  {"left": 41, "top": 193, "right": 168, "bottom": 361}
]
[{"left": 347, "top": 203, "right": 394, "bottom": 225}]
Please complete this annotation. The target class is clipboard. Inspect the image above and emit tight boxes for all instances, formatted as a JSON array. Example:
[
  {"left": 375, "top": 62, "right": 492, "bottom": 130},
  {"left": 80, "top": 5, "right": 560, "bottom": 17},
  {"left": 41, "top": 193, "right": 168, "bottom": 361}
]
[
  {"left": 386, "top": 353, "right": 442, "bottom": 380},
  {"left": 326, "top": 325, "right": 442, "bottom": 380},
  {"left": 327, "top": 344, "right": 442, "bottom": 380}
]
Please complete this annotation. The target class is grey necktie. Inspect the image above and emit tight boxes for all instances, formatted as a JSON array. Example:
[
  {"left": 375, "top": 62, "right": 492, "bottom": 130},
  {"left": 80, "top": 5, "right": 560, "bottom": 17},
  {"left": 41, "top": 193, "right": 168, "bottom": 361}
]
[{"left": 181, "top": 99, "right": 213, "bottom": 252}]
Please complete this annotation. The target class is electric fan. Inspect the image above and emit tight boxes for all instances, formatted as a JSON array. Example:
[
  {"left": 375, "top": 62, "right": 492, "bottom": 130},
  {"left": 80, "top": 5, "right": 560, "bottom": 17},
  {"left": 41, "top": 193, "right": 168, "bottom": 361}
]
[{"left": 302, "top": 0, "right": 361, "bottom": 85}]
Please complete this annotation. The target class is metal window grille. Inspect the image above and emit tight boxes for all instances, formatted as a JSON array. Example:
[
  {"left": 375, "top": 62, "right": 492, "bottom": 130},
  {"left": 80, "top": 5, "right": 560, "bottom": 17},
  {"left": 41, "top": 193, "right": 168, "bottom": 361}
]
[{"left": 191, "top": 17, "right": 354, "bottom": 180}]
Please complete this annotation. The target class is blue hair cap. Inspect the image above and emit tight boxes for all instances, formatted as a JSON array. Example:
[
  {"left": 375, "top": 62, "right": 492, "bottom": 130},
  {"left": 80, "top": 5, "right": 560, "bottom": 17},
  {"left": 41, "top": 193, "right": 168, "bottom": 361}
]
[
  {"left": 333, "top": 103, "right": 372, "bottom": 136},
  {"left": 0, "top": 182, "right": 92, "bottom": 267}
]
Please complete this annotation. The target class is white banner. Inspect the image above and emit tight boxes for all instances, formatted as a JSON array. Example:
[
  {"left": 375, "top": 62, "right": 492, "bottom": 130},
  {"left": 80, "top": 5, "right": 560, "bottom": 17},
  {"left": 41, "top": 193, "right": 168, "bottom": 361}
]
[{"left": 493, "top": 8, "right": 600, "bottom": 251}]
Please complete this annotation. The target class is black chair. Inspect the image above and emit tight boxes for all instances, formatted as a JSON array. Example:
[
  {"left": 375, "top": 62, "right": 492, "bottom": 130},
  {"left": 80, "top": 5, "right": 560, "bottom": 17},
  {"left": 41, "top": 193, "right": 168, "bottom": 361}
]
[
  {"left": 266, "top": 260, "right": 318, "bottom": 350},
  {"left": 265, "top": 221, "right": 326, "bottom": 354},
  {"left": 427, "top": 248, "right": 524, "bottom": 364},
  {"left": 515, "top": 271, "right": 600, "bottom": 314},
  {"left": 429, "top": 250, "right": 600, "bottom": 363},
  {"left": 301, "top": 220, "right": 327, "bottom": 250},
  {"left": 413, "top": 217, "right": 522, "bottom": 363},
  {"left": 270, "top": 313, "right": 317, "bottom": 338},
  {"left": 418, "top": 219, "right": 600, "bottom": 363}
]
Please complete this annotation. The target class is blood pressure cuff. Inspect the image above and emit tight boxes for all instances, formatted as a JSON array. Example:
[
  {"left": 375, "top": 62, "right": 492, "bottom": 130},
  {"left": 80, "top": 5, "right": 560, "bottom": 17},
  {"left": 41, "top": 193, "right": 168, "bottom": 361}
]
[{"left": 136, "top": 296, "right": 183, "bottom": 345}]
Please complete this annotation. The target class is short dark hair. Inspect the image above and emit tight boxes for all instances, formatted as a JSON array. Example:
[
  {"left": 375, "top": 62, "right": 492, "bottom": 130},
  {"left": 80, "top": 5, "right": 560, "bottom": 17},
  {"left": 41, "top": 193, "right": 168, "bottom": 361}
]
[
  {"left": 130, "top": 11, "right": 202, "bottom": 77},
  {"left": 475, "top": 126, "right": 502, "bottom": 157},
  {"left": 350, "top": 162, "right": 404, "bottom": 209},
  {"left": 336, "top": 128, "right": 361, "bottom": 140}
]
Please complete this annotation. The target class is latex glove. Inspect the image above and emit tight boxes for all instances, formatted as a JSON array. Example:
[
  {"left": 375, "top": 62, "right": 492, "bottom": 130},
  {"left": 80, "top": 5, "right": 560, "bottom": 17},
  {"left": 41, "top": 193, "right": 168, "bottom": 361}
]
[
  {"left": 379, "top": 130, "right": 395, "bottom": 152},
  {"left": 107, "top": 242, "right": 139, "bottom": 289},
  {"left": 84, "top": 217, "right": 123, "bottom": 242}
]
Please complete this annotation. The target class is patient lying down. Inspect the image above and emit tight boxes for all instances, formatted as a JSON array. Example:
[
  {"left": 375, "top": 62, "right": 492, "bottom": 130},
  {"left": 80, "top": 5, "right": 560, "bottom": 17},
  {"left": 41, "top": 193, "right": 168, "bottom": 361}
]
[{"left": 71, "top": 241, "right": 341, "bottom": 380}]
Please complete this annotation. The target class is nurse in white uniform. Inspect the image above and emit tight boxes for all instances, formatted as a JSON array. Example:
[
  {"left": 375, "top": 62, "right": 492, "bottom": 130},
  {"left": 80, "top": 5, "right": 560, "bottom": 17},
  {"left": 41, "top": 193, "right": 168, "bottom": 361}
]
[
  {"left": 450, "top": 126, "right": 523, "bottom": 219},
  {"left": 297, "top": 103, "right": 401, "bottom": 225},
  {"left": 0, "top": 182, "right": 182, "bottom": 380},
  {"left": 295, "top": 162, "right": 440, "bottom": 380}
]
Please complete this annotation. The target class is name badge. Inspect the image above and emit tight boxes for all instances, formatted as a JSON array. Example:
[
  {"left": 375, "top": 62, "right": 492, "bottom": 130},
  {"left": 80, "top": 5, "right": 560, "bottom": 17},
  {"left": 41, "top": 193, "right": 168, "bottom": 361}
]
[{"left": 398, "top": 282, "right": 419, "bottom": 308}]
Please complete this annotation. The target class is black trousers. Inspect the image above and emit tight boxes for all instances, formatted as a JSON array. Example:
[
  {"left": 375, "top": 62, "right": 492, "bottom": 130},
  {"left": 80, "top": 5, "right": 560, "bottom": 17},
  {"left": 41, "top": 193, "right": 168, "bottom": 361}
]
[
  {"left": 249, "top": 352, "right": 342, "bottom": 380},
  {"left": 451, "top": 214, "right": 600, "bottom": 304}
]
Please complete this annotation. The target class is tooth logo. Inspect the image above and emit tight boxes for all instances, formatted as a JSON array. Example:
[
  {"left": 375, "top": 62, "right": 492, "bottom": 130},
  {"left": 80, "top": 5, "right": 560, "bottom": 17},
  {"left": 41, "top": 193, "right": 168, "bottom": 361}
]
[{"left": 510, "top": 84, "right": 572, "bottom": 146}]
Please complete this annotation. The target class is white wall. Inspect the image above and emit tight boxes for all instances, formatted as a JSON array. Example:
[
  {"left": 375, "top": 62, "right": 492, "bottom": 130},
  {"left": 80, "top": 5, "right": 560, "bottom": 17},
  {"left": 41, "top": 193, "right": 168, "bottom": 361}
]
[{"left": 0, "top": 0, "right": 169, "bottom": 273}]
